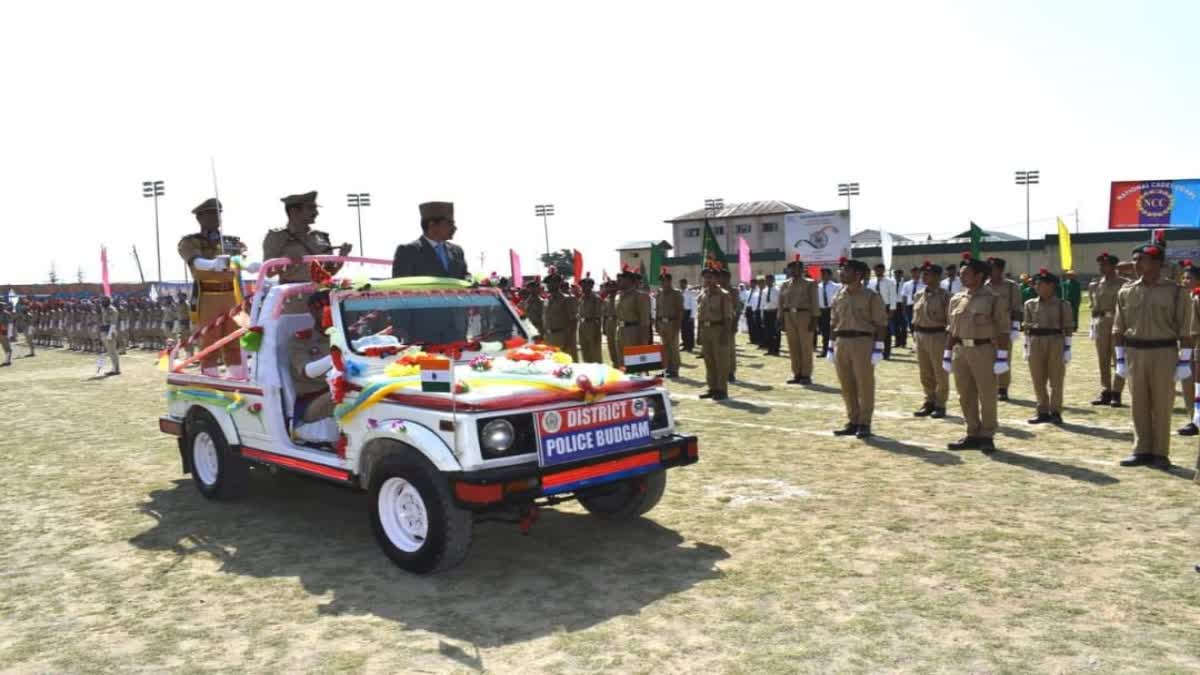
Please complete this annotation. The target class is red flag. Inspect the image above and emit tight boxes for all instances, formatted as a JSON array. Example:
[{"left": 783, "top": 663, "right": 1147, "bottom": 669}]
[
  {"left": 572, "top": 249, "right": 583, "bottom": 284},
  {"left": 100, "top": 245, "right": 112, "bottom": 297},
  {"left": 509, "top": 249, "right": 523, "bottom": 288},
  {"left": 806, "top": 264, "right": 821, "bottom": 280}
]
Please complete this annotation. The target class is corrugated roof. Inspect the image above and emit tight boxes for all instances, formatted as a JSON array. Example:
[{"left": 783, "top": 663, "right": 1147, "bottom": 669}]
[
  {"left": 616, "top": 240, "right": 672, "bottom": 251},
  {"left": 851, "top": 229, "right": 913, "bottom": 244},
  {"left": 665, "top": 200, "right": 812, "bottom": 223}
]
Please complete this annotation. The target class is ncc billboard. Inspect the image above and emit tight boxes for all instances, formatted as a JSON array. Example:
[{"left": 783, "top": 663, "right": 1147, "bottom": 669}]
[{"left": 1108, "top": 179, "right": 1200, "bottom": 229}]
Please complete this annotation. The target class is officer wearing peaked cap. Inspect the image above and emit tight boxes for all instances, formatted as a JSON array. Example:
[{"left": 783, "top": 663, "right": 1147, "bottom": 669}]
[
  {"left": 577, "top": 277, "right": 604, "bottom": 363},
  {"left": 179, "top": 197, "right": 252, "bottom": 376},
  {"left": 263, "top": 191, "right": 351, "bottom": 289},
  {"left": 697, "top": 266, "right": 734, "bottom": 400},
  {"left": 542, "top": 271, "right": 579, "bottom": 360}
]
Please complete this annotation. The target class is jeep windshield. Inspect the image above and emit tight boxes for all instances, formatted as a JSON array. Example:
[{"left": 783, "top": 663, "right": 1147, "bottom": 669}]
[{"left": 340, "top": 291, "right": 528, "bottom": 356}]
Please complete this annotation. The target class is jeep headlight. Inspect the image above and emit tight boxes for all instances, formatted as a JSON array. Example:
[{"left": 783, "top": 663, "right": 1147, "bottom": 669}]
[
  {"left": 645, "top": 395, "right": 669, "bottom": 432},
  {"left": 480, "top": 419, "right": 515, "bottom": 453}
]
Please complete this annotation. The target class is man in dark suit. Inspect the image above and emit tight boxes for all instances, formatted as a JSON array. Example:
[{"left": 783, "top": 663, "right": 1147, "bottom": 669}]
[{"left": 391, "top": 201, "right": 471, "bottom": 279}]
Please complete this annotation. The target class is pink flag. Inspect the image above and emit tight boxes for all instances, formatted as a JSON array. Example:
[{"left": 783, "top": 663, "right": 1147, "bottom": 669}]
[
  {"left": 509, "top": 249, "right": 523, "bottom": 288},
  {"left": 737, "top": 237, "right": 751, "bottom": 284},
  {"left": 100, "top": 245, "right": 112, "bottom": 297}
]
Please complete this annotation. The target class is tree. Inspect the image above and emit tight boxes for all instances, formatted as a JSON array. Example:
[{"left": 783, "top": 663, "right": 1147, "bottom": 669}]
[
  {"left": 538, "top": 248, "right": 575, "bottom": 276},
  {"left": 48, "top": 262, "right": 59, "bottom": 285}
]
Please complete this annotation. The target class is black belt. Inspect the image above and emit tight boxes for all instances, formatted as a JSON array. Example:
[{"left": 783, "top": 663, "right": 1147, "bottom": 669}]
[
  {"left": 622, "top": 321, "right": 640, "bottom": 327},
  {"left": 835, "top": 331, "right": 873, "bottom": 338},
  {"left": 913, "top": 325, "right": 945, "bottom": 334},
  {"left": 581, "top": 317, "right": 601, "bottom": 322},
  {"left": 956, "top": 338, "right": 991, "bottom": 346},
  {"left": 1028, "top": 328, "right": 1062, "bottom": 336},
  {"left": 1125, "top": 338, "right": 1177, "bottom": 349},
  {"left": 701, "top": 321, "right": 725, "bottom": 327},
  {"left": 1092, "top": 310, "right": 1115, "bottom": 318}
]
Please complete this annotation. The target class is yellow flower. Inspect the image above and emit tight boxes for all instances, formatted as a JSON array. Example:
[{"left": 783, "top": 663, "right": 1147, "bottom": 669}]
[
  {"left": 384, "top": 363, "right": 420, "bottom": 378},
  {"left": 551, "top": 352, "right": 573, "bottom": 365}
]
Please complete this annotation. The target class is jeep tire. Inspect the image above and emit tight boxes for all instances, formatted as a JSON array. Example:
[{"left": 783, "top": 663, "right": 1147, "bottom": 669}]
[
  {"left": 186, "top": 415, "right": 249, "bottom": 500},
  {"left": 578, "top": 470, "right": 667, "bottom": 520},
  {"left": 369, "top": 454, "right": 472, "bottom": 574}
]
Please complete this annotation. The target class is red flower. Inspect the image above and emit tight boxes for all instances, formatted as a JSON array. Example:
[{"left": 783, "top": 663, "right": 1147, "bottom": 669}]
[
  {"left": 334, "top": 434, "right": 348, "bottom": 458},
  {"left": 321, "top": 305, "right": 333, "bottom": 329},
  {"left": 961, "top": 251, "right": 971, "bottom": 260},
  {"left": 1039, "top": 268, "right": 1048, "bottom": 275},
  {"left": 504, "top": 336, "right": 527, "bottom": 349},
  {"left": 1185, "top": 259, "right": 1194, "bottom": 267},
  {"left": 1145, "top": 245, "right": 1160, "bottom": 256}
]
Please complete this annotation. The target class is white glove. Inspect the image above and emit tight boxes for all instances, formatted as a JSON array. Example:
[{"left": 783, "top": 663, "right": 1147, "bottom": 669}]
[
  {"left": 941, "top": 349, "right": 953, "bottom": 373},
  {"left": 1175, "top": 348, "right": 1193, "bottom": 382},
  {"left": 305, "top": 354, "right": 333, "bottom": 378},
  {"left": 192, "top": 255, "right": 231, "bottom": 272},
  {"left": 826, "top": 341, "right": 836, "bottom": 363},
  {"left": 1193, "top": 382, "right": 1200, "bottom": 427},
  {"left": 1063, "top": 336, "right": 1072, "bottom": 364},
  {"left": 871, "top": 341, "right": 884, "bottom": 366},
  {"left": 993, "top": 349, "right": 1010, "bottom": 375},
  {"left": 1088, "top": 319, "right": 1096, "bottom": 340},
  {"left": 1115, "top": 346, "right": 1127, "bottom": 378}
]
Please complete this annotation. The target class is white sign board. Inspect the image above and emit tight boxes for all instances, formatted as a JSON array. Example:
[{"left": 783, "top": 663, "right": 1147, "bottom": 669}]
[{"left": 785, "top": 210, "right": 851, "bottom": 265}]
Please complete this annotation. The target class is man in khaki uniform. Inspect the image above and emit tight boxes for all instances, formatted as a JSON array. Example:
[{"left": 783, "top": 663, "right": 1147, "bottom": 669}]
[
  {"left": 263, "top": 191, "right": 351, "bottom": 312},
  {"left": 986, "top": 257, "right": 1022, "bottom": 402},
  {"left": 289, "top": 292, "right": 335, "bottom": 426},
  {"left": 912, "top": 261, "right": 951, "bottom": 418},
  {"left": 779, "top": 259, "right": 819, "bottom": 385},
  {"left": 541, "top": 273, "right": 578, "bottom": 359},
  {"left": 522, "top": 284, "right": 545, "bottom": 335},
  {"left": 179, "top": 198, "right": 251, "bottom": 377},
  {"left": 697, "top": 267, "right": 734, "bottom": 401},
  {"left": 98, "top": 296, "right": 121, "bottom": 375},
  {"left": 577, "top": 277, "right": 603, "bottom": 363},
  {"left": 655, "top": 272, "right": 683, "bottom": 377},
  {"left": 615, "top": 271, "right": 652, "bottom": 357},
  {"left": 947, "top": 255, "right": 1010, "bottom": 453},
  {"left": 601, "top": 280, "right": 620, "bottom": 365},
  {"left": 1178, "top": 261, "right": 1200, "bottom": 436},
  {"left": 1114, "top": 242, "right": 1193, "bottom": 469},
  {"left": 720, "top": 268, "right": 740, "bottom": 382},
  {"left": 1023, "top": 269, "right": 1073, "bottom": 424},
  {"left": 1090, "top": 251, "right": 1128, "bottom": 407},
  {"left": 830, "top": 258, "right": 889, "bottom": 439}
]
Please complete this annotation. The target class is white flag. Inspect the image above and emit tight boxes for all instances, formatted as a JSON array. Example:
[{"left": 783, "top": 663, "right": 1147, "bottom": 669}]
[{"left": 880, "top": 229, "right": 894, "bottom": 273}]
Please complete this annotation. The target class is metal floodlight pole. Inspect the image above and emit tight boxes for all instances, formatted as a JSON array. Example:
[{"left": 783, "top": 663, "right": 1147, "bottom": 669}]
[
  {"left": 535, "top": 204, "right": 555, "bottom": 257},
  {"left": 837, "top": 182, "right": 860, "bottom": 214},
  {"left": 142, "top": 180, "right": 165, "bottom": 282},
  {"left": 1015, "top": 170, "right": 1039, "bottom": 273},
  {"left": 347, "top": 192, "right": 371, "bottom": 260}
]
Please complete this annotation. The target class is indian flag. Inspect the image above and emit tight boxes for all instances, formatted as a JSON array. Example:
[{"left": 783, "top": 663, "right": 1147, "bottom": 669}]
[
  {"left": 419, "top": 357, "right": 453, "bottom": 393},
  {"left": 623, "top": 344, "right": 663, "bottom": 374}
]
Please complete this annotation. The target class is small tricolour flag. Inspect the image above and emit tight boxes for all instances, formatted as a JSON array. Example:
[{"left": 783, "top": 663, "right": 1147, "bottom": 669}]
[
  {"left": 623, "top": 344, "right": 663, "bottom": 375},
  {"left": 419, "top": 357, "right": 453, "bottom": 393}
]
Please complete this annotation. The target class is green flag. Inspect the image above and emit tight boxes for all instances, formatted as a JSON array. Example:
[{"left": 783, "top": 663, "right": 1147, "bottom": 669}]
[
  {"left": 648, "top": 243, "right": 665, "bottom": 287},
  {"left": 702, "top": 221, "right": 726, "bottom": 270},
  {"left": 969, "top": 221, "right": 984, "bottom": 259}
]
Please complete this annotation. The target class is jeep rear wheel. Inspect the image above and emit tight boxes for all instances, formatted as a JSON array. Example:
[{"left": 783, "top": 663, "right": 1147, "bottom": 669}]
[
  {"left": 369, "top": 455, "right": 472, "bottom": 574},
  {"left": 186, "top": 415, "right": 248, "bottom": 500},
  {"left": 578, "top": 470, "right": 667, "bottom": 520}
]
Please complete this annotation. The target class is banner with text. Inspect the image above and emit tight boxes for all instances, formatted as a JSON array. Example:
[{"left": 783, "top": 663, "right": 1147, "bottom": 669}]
[
  {"left": 785, "top": 210, "right": 851, "bottom": 265},
  {"left": 1109, "top": 179, "right": 1200, "bottom": 229}
]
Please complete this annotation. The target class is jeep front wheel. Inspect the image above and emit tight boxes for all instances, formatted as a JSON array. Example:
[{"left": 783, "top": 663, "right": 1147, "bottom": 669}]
[
  {"left": 186, "top": 415, "right": 248, "bottom": 500},
  {"left": 578, "top": 470, "right": 667, "bottom": 520},
  {"left": 369, "top": 455, "right": 472, "bottom": 574}
]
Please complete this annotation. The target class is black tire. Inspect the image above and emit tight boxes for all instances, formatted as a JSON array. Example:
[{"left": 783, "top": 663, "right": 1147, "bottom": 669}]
[
  {"left": 578, "top": 470, "right": 667, "bottom": 520},
  {"left": 185, "top": 414, "right": 249, "bottom": 500},
  {"left": 368, "top": 454, "right": 473, "bottom": 574}
]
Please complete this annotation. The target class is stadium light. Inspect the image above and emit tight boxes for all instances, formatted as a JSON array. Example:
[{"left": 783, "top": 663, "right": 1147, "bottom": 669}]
[
  {"left": 837, "top": 182, "right": 860, "bottom": 212},
  {"left": 535, "top": 204, "right": 555, "bottom": 257},
  {"left": 142, "top": 180, "right": 165, "bottom": 283},
  {"left": 1015, "top": 170, "right": 1040, "bottom": 274},
  {"left": 347, "top": 192, "right": 371, "bottom": 259}
]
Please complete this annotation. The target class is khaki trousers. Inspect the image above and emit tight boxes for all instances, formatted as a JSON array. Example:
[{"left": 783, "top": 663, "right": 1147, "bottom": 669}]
[
  {"left": 953, "top": 343, "right": 998, "bottom": 438},
  {"left": 1127, "top": 347, "right": 1176, "bottom": 457},
  {"left": 1094, "top": 317, "right": 1124, "bottom": 393},
  {"left": 1028, "top": 335, "right": 1065, "bottom": 414},
  {"left": 916, "top": 331, "right": 949, "bottom": 407},
  {"left": 834, "top": 337, "right": 875, "bottom": 426},
  {"left": 103, "top": 336, "right": 120, "bottom": 372},
  {"left": 658, "top": 320, "right": 681, "bottom": 373},
  {"left": 727, "top": 325, "right": 737, "bottom": 377},
  {"left": 784, "top": 310, "right": 815, "bottom": 377},
  {"left": 579, "top": 321, "right": 602, "bottom": 364},
  {"left": 605, "top": 328, "right": 620, "bottom": 365},
  {"left": 701, "top": 325, "right": 730, "bottom": 394}
]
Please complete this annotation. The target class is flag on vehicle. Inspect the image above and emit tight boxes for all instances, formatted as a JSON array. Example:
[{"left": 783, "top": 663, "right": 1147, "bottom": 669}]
[
  {"left": 623, "top": 344, "right": 663, "bottom": 374},
  {"left": 419, "top": 357, "right": 453, "bottom": 392}
]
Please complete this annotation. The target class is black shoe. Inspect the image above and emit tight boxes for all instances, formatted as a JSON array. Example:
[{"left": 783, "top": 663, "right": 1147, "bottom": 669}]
[
  {"left": 698, "top": 392, "right": 715, "bottom": 399},
  {"left": 1148, "top": 456, "right": 1172, "bottom": 470},
  {"left": 1091, "top": 391, "right": 1112, "bottom": 406},
  {"left": 787, "top": 377, "right": 802, "bottom": 385},
  {"left": 711, "top": 392, "right": 728, "bottom": 401},
  {"left": 1109, "top": 393, "right": 1124, "bottom": 407},
  {"left": 798, "top": 376, "right": 812, "bottom": 385},
  {"left": 833, "top": 424, "right": 858, "bottom": 436},
  {"left": 1049, "top": 413, "right": 1063, "bottom": 425},
  {"left": 1119, "top": 454, "right": 1153, "bottom": 467},
  {"left": 729, "top": 375, "right": 737, "bottom": 382},
  {"left": 997, "top": 388, "right": 1009, "bottom": 402},
  {"left": 1028, "top": 413, "right": 1052, "bottom": 424},
  {"left": 1178, "top": 423, "right": 1198, "bottom": 436},
  {"left": 855, "top": 426, "right": 872, "bottom": 439},
  {"left": 913, "top": 403, "right": 934, "bottom": 417},
  {"left": 930, "top": 407, "right": 946, "bottom": 419},
  {"left": 948, "top": 437, "right": 979, "bottom": 450},
  {"left": 978, "top": 437, "right": 996, "bottom": 453},
  {"left": 0, "top": 362, "right": 9, "bottom": 367}
]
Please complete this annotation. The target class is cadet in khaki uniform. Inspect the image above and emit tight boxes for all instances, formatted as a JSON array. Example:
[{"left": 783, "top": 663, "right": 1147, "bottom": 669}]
[
  {"left": 601, "top": 281, "right": 620, "bottom": 365},
  {"left": 985, "top": 257, "right": 1022, "bottom": 401},
  {"left": 779, "top": 259, "right": 818, "bottom": 385},
  {"left": 263, "top": 191, "right": 351, "bottom": 311},
  {"left": 0, "top": 302, "right": 12, "bottom": 366},
  {"left": 829, "top": 258, "right": 888, "bottom": 438},
  {"left": 1113, "top": 242, "right": 1193, "bottom": 469},
  {"left": 697, "top": 267, "right": 733, "bottom": 400},
  {"left": 522, "top": 284, "right": 545, "bottom": 335},
  {"left": 655, "top": 272, "right": 684, "bottom": 377},
  {"left": 1023, "top": 269, "right": 1073, "bottom": 424},
  {"left": 577, "top": 277, "right": 603, "bottom": 363},
  {"left": 179, "top": 198, "right": 251, "bottom": 377},
  {"left": 99, "top": 296, "right": 121, "bottom": 375},
  {"left": 912, "top": 261, "right": 950, "bottom": 418},
  {"left": 720, "top": 268, "right": 740, "bottom": 382},
  {"left": 541, "top": 273, "right": 578, "bottom": 358},
  {"left": 615, "top": 271, "right": 652, "bottom": 357},
  {"left": 289, "top": 292, "right": 335, "bottom": 424},
  {"left": 947, "top": 255, "right": 1010, "bottom": 453},
  {"left": 1178, "top": 261, "right": 1200, "bottom": 437},
  {"left": 1090, "top": 251, "right": 1128, "bottom": 407}
]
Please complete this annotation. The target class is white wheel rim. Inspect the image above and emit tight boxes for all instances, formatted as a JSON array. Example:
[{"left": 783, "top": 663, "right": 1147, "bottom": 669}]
[
  {"left": 192, "top": 431, "right": 220, "bottom": 487},
  {"left": 378, "top": 477, "right": 429, "bottom": 553}
]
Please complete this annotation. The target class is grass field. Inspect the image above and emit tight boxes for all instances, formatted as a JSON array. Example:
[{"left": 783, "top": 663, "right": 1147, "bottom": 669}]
[{"left": 2, "top": 322, "right": 1199, "bottom": 673}]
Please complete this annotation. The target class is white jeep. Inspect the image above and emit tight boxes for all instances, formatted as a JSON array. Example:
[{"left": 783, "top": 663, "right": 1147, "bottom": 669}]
[{"left": 159, "top": 257, "right": 699, "bottom": 573}]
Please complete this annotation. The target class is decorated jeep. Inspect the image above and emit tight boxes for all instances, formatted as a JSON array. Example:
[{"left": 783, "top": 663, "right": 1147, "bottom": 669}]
[{"left": 159, "top": 256, "right": 699, "bottom": 573}]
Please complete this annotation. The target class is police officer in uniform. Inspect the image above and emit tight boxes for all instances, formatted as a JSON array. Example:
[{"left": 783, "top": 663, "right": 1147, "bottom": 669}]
[
  {"left": 911, "top": 261, "right": 950, "bottom": 418},
  {"left": 1089, "top": 251, "right": 1128, "bottom": 407},
  {"left": 720, "top": 268, "right": 740, "bottom": 382},
  {"left": 1113, "top": 242, "right": 1193, "bottom": 469},
  {"left": 577, "top": 277, "right": 603, "bottom": 363},
  {"left": 1023, "top": 269, "right": 1073, "bottom": 424},
  {"left": 697, "top": 267, "right": 734, "bottom": 400},
  {"left": 542, "top": 272, "right": 578, "bottom": 359},
  {"left": 779, "top": 259, "right": 818, "bottom": 384},
  {"left": 986, "top": 257, "right": 1022, "bottom": 401},
  {"left": 521, "top": 283, "right": 545, "bottom": 336},
  {"left": 601, "top": 280, "right": 620, "bottom": 365},
  {"left": 947, "top": 255, "right": 1010, "bottom": 453},
  {"left": 289, "top": 291, "right": 336, "bottom": 429},
  {"left": 615, "top": 270, "right": 652, "bottom": 358},
  {"left": 830, "top": 258, "right": 888, "bottom": 439},
  {"left": 655, "top": 272, "right": 683, "bottom": 377},
  {"left": 263, "top": 191, "right": 351, "bottom": 311}
]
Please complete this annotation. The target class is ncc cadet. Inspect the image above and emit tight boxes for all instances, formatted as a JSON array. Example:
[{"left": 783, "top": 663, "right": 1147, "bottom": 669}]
[
  {"left": 1112, "top": 241, "right": 1193, "bottom": 468},
  {"left": 601, "top": 279, "right": 620, "bottom": 365},
  {"left": 1089, "top": 251, "right": 1128, "bottom": 407},
  {"left": 655, "top": 272, "right": 683, "bottom": 377},
  {"left": 946, "top": 254, "right": 1010, "bottom": 453},
  {"left": 1022, "top": 269, "right": 1073, "bottom": 424},
  {"left": 911, "top": 261, "right": 950, "bottom": 418},
  {"left": 985, "top": 257, "right": 1022, "bottom": 401},
  {"left": 263, "top": 191, "right": 351, "bottom": 312},
  {"left": 98, "top": 296, "right": 120, "bottom": 375},
  {"left": 15, "top": 303, "right": 34, "bottom": 358},
  {"left": 697, "top": 266, "right": 733, "bottom": 400},
  {"left": 1179, "top": 261, "right": 1200, "bottom": 436},
  {"left": 542, "top": 272, "right": 579, "bottom": 359},
  {"left": 779, "top": 259, "right": 818, "bottom": 384},
  {"left": 0, "top": 301, "right": 12, "bottom": 366},
  {"left": 179, "top": 198, "right": 256, "bottom": 377},
  {"left": 615, "top": 270, "right": 652, "bottom": 357},
  {"left": 829, "top": 257, "right": 888, "bottom": 439},
  {"left": 577, "top": 277, "right": 603, "bottom": 363}
]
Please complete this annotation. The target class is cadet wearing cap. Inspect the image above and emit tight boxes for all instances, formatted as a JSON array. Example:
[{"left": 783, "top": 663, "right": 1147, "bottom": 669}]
[
  {"left": 615, "top": 270, "right": 652, "bottom": 357},
  {"left": 947, "top": 254, "right": 1010, "bottom": 453},
  {"left": 830, "top": 257, "right": 888, "bottom": 439},
  {"left": 1023, "top": 269, "right": 1073, "bottom": 424},
  {"left": 1113, "top": 241, "right": 1193, "bottom": 468},
  {"left": 577, "top": 277, "right": 603, "bottom": 363},
  {"left": 986, "top": 257, "right": 1023, "bottom": 401},
  {"left": 779, "top": 259, "right": 818, "bottom": 384},
  {"left": 601, "top": 280, "right": 620, "bottom": 365},
  {"left": 521, "top": 282, "right": 545, "bottom": 335},
  {"left": 912, "top": 261, "right": 950, "bottom": 418},
  {"left": 655, "top": 272, "right": 683, "bottom": 377},
  {"left": 263, "top": 191, "right": 351, "bottom": 290},
  {"left": 1179, "top": 260, "right": 1200, "bottom": 436},
  {"left": 1089, "top": 251, "right": 1128, "bottom": 407},
  {"left": 697, "top": 267, "right": 734, "bottom": 400},
  {"left": 542, "top": 272, "right": 579, "bottom": 359},
  {"left": 719, "top": 268, "right": 741, "bottom": 381},
  {"left": 391, "top": 201, "right": 470, "bottom": 279}
]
